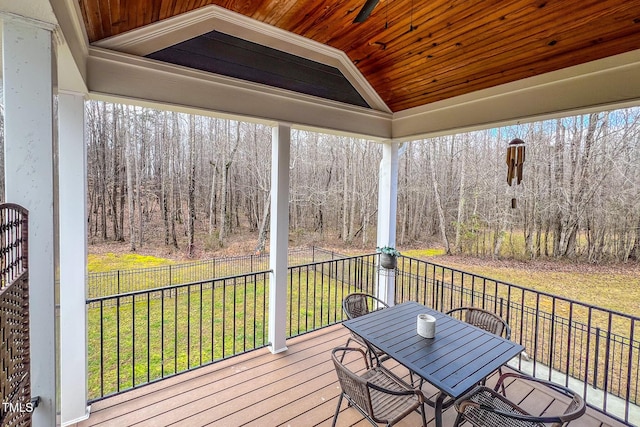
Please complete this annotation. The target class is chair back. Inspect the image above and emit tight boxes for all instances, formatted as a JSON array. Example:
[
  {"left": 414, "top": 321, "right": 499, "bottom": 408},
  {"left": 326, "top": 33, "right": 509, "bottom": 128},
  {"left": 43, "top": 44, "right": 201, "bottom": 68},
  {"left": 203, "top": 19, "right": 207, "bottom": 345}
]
[
  {"left": 554, "top": 392, "right": 586, "bottom": 427},
  {"left": 447, "top": 307, "right": 511, "bottom": 340},
  {"left": 331, "top": 347, "right": 374, "bottom": 416},
  {"left": 454, "top": 372, "right": 586, "bottom": 427},
  {"left": 343, "top": 293, "right": 388, "bottom": 320}
]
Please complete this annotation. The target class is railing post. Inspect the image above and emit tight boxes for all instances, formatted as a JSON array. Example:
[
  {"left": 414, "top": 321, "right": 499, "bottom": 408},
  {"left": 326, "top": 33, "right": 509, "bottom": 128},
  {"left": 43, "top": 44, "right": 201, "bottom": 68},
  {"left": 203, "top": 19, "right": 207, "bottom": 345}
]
[{"left": 594, "top": 327, "right": 601, "bottom": 389}]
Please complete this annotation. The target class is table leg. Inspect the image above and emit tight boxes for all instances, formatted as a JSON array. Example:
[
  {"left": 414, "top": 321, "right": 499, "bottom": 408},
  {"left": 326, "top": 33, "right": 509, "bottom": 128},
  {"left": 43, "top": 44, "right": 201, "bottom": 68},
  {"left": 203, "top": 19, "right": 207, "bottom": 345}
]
[{"left": 434, "top": 392, "right": 446, "bottom": 427}]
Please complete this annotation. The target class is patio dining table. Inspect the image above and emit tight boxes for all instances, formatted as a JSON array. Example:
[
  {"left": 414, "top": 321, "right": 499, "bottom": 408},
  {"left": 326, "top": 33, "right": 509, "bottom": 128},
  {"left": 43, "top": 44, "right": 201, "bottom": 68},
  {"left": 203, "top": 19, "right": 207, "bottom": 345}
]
[{"left": 342, "top": 301, "right": 524, "bottom": 427}]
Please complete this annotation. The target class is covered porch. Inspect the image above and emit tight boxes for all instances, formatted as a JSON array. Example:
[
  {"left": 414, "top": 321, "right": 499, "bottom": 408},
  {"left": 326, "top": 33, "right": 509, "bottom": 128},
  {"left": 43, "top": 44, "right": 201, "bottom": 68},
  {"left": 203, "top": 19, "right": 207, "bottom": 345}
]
[
  {"left": 77, "top": 253, "right": 640, "bottom": 426},
  {"left": 79, "top": 325, "right": 625, "bottom": 427},
  {"left": 2, "top": 0, "right": 640, "bottom": 426}
]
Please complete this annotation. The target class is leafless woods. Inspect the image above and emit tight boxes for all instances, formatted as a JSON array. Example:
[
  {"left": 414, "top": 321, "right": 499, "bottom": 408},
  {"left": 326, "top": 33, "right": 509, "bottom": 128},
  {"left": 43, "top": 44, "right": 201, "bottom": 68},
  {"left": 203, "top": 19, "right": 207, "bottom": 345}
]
[{"left": 2, "top": 101, "right": 639, "bottom": 262}]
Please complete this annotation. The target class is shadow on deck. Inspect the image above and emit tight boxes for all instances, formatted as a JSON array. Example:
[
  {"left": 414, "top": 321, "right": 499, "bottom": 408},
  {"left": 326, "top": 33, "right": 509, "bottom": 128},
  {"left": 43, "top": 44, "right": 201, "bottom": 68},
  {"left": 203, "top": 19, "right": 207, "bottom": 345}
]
[{"left": 78, "top": 324, "right": 629, "bottom": 426}]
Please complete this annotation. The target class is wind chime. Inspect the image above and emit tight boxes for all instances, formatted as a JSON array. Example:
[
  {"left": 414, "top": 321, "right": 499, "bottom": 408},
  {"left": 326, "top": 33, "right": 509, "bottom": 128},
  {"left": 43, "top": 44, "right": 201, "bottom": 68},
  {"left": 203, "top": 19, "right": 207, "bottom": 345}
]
[{"left": 506, "top": 138, "right": 525, "bottom": 208}]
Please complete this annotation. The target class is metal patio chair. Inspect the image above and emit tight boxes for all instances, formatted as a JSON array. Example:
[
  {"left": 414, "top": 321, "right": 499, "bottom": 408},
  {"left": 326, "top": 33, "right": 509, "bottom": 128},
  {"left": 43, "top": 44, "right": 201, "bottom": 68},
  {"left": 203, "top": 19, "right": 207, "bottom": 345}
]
[
  {"left": 454, "top": 372, "right": 586, "bottom": 427},
  {"left": 446, "top": 307, "right": 511, "bottom": 340},
  {"left": 331, "top": 346, "right": 427, "bottom": 427},
  {"left": 342, "top": 293, "right": 390, "bottom": 365}
]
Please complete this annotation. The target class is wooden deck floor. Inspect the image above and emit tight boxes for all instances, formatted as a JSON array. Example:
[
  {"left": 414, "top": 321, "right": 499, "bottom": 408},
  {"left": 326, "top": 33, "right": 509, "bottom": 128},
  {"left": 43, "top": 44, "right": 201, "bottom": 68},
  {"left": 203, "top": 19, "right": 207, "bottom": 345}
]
[{"left": 78, "top": 324, "right": 630, "bottom": 427}]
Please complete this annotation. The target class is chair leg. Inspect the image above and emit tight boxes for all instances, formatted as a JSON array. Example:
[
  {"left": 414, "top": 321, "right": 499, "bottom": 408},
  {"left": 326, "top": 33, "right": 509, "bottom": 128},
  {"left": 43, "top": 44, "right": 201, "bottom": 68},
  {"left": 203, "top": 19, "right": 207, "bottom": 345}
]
[
  {"left": 367, "top": 351, "right": 377, "bottom": 367},
  {"left": 332, "top": 393, "right": 344, "bottom": 427},
  {"left": 419, "top": 403, "right": 427, "bottom": 427},
  {"left": 409, "top": 370, "right": 423, "bottom": 388},
  {"left": 498, "top": 367, "right": 506, "bottom": 396},
  {"left": 340, "top": 338, "right": 354, "bottom": 362},
  {"left": 452, "top": 411, "right": 464, "bottom": 427}
]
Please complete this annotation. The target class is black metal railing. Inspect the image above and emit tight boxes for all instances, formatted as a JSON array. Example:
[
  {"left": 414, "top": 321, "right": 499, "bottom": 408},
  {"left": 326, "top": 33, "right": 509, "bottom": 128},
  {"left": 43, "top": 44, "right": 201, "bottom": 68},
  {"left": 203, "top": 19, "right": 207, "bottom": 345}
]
[
  {"left": 395, "top": 255, "right": 640, "bottom": 425},
  {"left": 86, "top": 252, "right": 375, "bottom": 401},
  {"left": 87, "top": 246, "right": 343, "bottom": 298},
  {"left": 287, "top": 253, "right": 378, "bottom": 337},
  {"left": 87, "top": 271, "right": 271, "bottom": 400},
  {"left": 86, "top": 251, "right": 640, "bottom": 425}
]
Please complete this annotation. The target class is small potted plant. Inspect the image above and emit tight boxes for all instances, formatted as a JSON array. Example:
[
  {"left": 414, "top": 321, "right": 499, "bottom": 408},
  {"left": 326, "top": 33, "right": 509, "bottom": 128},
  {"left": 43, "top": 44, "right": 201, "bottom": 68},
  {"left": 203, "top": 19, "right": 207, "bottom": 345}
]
[{"left": 377, "top": 246, "right": 401, "bottom": 269}]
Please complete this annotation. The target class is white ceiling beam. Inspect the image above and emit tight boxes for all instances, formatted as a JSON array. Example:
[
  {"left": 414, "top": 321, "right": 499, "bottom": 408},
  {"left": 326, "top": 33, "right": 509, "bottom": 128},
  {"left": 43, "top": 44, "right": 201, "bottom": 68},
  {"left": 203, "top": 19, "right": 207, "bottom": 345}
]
[{"left": 87, "top": 47, "right": 392, "bottom": 140}]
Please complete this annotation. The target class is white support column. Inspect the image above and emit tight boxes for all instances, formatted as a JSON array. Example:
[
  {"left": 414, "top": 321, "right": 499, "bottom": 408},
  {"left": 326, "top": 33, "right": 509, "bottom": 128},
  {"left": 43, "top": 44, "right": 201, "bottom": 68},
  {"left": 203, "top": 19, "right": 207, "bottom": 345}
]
[
  {"left": 2, "top": 17, "right": 57, "bottom": 426},
  {"left": 376, "top": 140, "right": 400, "bottom": 306},
  {"left": 58, "top": 92, "right": 90, "bottom": 425},
  {"left": 268, "top": 123, "right": 291, "bottom": 354}
]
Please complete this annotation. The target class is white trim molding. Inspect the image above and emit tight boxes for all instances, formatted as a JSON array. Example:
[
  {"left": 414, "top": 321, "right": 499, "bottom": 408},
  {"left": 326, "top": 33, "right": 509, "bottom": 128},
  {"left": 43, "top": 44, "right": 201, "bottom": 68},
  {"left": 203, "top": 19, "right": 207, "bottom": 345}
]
[
  {"left": 392, "top": 49, "right": 640, "bottom": 141},
  {"left": 87, "top": 47, "right": 392, "bottom": 140},
  {"left": 0, "top": 12, "right": 57, "bottom": 32}
]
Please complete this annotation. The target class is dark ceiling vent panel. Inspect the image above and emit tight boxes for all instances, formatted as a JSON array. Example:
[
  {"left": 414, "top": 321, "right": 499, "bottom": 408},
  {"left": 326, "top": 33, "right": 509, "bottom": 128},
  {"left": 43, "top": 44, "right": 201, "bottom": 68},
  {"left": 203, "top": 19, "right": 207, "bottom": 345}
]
[{"left": 146, "top": 31, "right": 370, "bottom": 109}]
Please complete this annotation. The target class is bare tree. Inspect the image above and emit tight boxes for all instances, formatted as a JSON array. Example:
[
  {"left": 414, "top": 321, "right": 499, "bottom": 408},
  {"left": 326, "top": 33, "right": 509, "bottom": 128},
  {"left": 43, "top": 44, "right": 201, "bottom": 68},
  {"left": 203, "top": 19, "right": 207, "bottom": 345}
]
[
  {"left": 78, "top": 98, "right": 640, "bottom": 264},
  {"left": 123, "top": 105, "right": 136, "bottom": 251},
  {"left": 218, "top": 121, "right": 241, "bottom": 246},
  {"left": 453, "top": 136, "right": 467, "bottom": 253},
  {"left": 429, "top": 138, "right": 450, "bottom": 254}
]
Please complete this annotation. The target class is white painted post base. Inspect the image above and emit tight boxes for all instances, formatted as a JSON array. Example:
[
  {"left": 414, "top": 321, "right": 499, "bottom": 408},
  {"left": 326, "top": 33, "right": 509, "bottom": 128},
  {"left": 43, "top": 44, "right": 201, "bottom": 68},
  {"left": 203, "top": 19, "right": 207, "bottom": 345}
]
[{"left": 376, "top": 268, "right": 396, "bottom": 307}]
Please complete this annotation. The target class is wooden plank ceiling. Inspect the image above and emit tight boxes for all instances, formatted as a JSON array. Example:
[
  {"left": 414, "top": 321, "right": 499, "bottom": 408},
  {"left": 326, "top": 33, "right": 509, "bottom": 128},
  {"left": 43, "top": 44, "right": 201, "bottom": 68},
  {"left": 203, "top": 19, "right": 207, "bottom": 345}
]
[{"left": 79, "top": 0, "right": 640, "bottom": 113}]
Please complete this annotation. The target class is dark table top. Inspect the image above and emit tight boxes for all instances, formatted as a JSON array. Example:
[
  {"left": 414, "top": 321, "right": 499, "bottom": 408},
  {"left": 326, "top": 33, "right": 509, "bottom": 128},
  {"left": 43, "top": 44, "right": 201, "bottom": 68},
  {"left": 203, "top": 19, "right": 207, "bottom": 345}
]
[{"left": 342, "top": 301, "right": 524, "bottom": 398}]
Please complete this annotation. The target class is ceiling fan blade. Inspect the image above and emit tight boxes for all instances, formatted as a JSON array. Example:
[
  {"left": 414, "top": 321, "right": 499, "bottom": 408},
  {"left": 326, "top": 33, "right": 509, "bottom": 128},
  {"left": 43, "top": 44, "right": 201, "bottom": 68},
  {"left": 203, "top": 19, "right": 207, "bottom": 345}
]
[{"left": 353, "top": 0, "right": 380, "bottom": 23}]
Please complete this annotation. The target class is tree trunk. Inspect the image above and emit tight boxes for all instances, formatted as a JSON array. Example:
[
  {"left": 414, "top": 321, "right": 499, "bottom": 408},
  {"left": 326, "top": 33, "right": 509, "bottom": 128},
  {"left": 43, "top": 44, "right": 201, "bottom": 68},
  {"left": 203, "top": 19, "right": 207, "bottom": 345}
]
[
  {"left": 348, "top": 140, "right": 358, "bottom": 242},
  {"left": 124, "top": 106, "right": 136, "bottom": 251},
  {"left": 111, "top": 109, "right": 122, "bottom": 241},
  {"left": 209, "top": 162, "right": 218, "bottom": 234},
  {"left": 134, "top": 107, "right": 143, "bottom": 248},
  {"left": 255, "top": 194, "right": 271, "bottom": 254},
  {"left": 429, "top": 141, "right": 450, "bottom": 254},
  {"left": 118, "top": 136, "right": 126, "bottom": 242},
  {"left": 342, "top": 145, "right": 349, "bottom": 242},
  {"left": 218, "top": 121, "right": 241, "bottom": 246},
  {"left": 169, "top": 112, "right": 180, "bottom": 248},
  {"left": 454, "top": 139, "right": 466, "bottom": 253},
  {"left": 187, "top": 115, "right": 196, "bottom": 257},
  {"left": 99, "top": 102, "right": 108, "bottom": 240}
]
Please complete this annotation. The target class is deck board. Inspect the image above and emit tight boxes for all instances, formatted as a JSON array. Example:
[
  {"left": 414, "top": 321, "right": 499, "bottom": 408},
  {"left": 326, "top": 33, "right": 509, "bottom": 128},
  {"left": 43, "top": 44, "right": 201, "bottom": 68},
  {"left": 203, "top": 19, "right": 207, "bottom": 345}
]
[{"left": 78, "top": 324, "right": 629, "bottom": 427}]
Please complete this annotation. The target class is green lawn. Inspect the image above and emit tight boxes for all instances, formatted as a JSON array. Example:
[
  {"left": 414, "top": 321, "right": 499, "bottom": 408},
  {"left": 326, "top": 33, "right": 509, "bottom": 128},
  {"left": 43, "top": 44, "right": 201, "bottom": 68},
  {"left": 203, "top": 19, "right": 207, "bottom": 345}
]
[
  {"left": 88, "top": 282, "right": 268, "bottom": 397},
  {"left": 424, "top": 256, "right": 640, "bottom": 318},
  {"left": 88, "top": 253, "right": 175, "bottom": 272},
  {"left": 87, "top": 250, "right": 640, "bottom": 402},
  {"left": 87, "top": 264, "right": 358, "bottom": 400}
]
